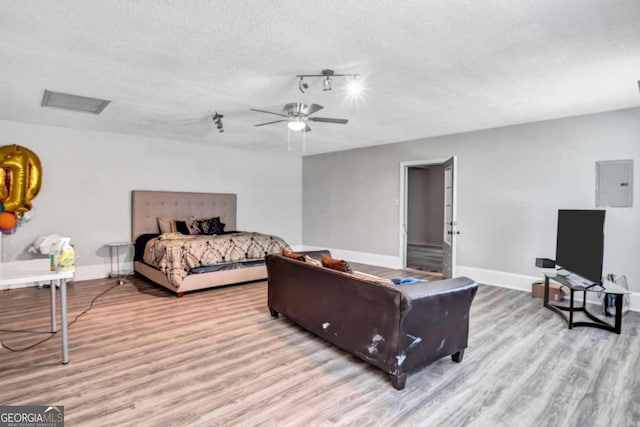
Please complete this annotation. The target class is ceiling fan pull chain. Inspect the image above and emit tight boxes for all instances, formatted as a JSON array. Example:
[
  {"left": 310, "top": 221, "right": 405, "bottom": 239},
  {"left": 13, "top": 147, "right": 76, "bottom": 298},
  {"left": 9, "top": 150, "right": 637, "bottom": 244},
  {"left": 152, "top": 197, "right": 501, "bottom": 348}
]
[
  {"left": 303, "top": 130, "right": 306, "bottom": 152},
  {"left": 288, "top": 128, "right": 291, "bottom": 151}
]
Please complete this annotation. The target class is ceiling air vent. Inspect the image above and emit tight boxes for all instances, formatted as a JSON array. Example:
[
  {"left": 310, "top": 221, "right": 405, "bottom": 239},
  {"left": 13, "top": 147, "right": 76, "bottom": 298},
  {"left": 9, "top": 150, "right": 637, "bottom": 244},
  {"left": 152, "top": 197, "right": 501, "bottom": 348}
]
[{"left": 41, "top": 90, "right": 110, "bottom": 114}]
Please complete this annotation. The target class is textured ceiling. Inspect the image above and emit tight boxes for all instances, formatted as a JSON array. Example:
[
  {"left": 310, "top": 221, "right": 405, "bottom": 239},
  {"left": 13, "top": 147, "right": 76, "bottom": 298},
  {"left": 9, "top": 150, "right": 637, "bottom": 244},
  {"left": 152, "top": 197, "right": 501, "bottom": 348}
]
[{"left": 1, "top": 0, "right": 639, "bottom": 155}]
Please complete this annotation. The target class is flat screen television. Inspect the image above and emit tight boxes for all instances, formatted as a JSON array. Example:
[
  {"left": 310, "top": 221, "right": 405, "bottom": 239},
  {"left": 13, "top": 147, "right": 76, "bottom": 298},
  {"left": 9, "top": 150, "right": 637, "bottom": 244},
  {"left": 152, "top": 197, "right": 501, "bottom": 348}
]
[{"left": 555, "top": 209, "right": 606, "bottom": 285}]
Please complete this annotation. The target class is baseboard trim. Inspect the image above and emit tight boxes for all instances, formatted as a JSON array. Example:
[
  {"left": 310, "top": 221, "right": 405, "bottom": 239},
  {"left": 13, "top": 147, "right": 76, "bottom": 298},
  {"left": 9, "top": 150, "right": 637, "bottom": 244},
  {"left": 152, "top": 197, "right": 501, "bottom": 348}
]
[
  {"left": 7, "top": 254, "right": 637, "bottom": 313},
  {"left": 293, "top": 245, "right": 402, "bottom": 269},
  {"left": 457, "top": 265, "right": 640, "bottom": 313},
  {"left": 291, "top": 251, "right": 640, "bottom": 313},
  {"left": 456, "top": 266, "right": 537, "bottom": 292},
  {"left": 0, "top": 260, "right": 111, "bottom": 290}
]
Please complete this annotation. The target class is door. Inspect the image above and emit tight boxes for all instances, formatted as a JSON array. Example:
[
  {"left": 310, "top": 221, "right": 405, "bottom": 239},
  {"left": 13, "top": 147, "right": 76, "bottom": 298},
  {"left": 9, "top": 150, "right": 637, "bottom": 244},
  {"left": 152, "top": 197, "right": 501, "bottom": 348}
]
[{"left": 442, "top": 156, "right": 458, "bottom": 278}]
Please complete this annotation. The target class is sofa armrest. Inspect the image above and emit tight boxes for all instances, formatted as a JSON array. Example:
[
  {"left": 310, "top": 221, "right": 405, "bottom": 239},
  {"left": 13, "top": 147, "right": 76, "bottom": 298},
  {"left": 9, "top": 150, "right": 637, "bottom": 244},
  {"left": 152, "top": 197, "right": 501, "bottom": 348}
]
[{"left": 396, "top": 276, "right": 478, "bottom": 373}]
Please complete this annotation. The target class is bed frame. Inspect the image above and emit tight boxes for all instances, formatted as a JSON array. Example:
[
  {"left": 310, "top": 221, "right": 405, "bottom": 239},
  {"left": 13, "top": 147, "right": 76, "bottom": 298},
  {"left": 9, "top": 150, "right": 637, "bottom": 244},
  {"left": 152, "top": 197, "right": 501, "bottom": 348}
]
[{"left": 131, "top": 190, "right": 268, "bottom": 296}]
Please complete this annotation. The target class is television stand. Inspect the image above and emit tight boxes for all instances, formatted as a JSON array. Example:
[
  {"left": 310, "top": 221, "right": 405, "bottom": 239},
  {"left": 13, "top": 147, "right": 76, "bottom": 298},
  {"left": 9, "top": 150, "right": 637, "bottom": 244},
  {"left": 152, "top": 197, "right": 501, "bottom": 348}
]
[{"left": 543, "top": 272, "right": 629, "bottom": 334}]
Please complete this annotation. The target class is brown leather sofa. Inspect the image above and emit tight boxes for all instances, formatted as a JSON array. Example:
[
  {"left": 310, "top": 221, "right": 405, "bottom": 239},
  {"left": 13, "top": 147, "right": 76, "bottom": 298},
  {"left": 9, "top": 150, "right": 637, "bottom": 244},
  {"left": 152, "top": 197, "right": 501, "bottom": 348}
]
[{"left": 266, "top": 253, "right": 478, "bottom": 390}]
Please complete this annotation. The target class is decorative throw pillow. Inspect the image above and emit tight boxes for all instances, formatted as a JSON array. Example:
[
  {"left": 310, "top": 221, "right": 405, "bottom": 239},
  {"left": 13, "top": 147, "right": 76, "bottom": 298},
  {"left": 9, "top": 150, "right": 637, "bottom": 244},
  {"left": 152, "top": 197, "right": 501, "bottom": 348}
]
[
  {"left": 321, "top": 253, "right": 353, "bottom": 273},
  {"left": 158, "top": 217, "right": 191, "bottom": 234},
  {"left": 304, "top": 255, "right": 322, "bottom": 267},
  {"left": 174, "top": 220, "right": 191, "bottom": 235},
  {"left": 282, "top": 250, "right": 305, "bottom": 261},
  {"left": 351, "top": 271, "right": 396, "bottom": 288},
  {"left": 189, "top": 217, "right": 215, "bottom": 235},
  {"left": 157, "top": 217, "right": 173, "bottom": 234},
  {"left": 207, "top": 217, "right": 226, "bottom": 235}
]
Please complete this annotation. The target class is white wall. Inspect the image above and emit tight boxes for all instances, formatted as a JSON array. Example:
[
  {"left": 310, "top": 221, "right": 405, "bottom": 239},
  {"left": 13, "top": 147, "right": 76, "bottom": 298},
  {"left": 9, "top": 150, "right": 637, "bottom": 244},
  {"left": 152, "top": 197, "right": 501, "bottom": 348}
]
[
  {"left": 0, "top": 119, "right": 302, "bottom": 280},
  {"left": 303, "top": 107, "right": 640, "bottom": 291}
]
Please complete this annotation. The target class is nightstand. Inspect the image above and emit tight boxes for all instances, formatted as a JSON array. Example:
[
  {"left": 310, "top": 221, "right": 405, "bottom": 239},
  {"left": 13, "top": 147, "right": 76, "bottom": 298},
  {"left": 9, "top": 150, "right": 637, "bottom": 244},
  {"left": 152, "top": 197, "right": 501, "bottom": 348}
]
[{"left": 106, "top": 241, "right": 134, "bottom": 284}]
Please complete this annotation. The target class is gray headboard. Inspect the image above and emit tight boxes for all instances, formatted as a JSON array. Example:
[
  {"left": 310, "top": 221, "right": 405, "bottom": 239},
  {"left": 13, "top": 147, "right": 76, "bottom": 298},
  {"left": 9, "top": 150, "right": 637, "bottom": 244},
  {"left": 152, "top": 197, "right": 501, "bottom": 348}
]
[{"left": 131, "top": 190, "right": 237, "bottom": 242}]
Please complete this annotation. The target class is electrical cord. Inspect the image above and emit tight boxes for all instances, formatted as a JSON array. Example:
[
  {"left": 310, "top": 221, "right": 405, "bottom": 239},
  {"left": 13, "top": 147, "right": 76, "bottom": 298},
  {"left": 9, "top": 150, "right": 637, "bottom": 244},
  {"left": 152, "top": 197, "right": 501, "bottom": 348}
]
[{"left": 0, "top": 282, "right": 120, "bottom": 352}]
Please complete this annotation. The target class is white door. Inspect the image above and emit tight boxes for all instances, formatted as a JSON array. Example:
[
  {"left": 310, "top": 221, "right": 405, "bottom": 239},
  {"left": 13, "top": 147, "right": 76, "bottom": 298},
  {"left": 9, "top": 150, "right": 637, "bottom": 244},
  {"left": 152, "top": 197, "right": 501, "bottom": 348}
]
[{"left": 442, "top": 156, "right": 458, "bottom": 278}]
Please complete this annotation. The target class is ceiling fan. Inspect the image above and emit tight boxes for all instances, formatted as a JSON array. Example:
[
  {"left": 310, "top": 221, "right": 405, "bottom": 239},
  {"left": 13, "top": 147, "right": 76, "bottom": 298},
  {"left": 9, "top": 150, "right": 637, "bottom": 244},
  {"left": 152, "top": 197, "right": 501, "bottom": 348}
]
[{"left": 250, "top": 103, "right": 348, "bottom": 132}]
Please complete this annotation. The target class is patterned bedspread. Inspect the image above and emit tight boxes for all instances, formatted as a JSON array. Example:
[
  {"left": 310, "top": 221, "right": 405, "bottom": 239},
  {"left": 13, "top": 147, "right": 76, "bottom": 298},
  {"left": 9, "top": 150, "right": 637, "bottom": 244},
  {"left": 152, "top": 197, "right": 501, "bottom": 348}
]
[{"left": 143, "top": 232, "right": 290, "bottom": 289}]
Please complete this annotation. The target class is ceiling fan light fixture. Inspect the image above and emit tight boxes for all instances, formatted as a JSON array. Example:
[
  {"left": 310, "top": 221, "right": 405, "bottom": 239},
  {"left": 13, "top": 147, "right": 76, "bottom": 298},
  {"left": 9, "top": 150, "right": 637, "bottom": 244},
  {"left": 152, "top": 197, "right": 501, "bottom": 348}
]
[{"left": 287, "top": 118, "right": 306, "bottom": 132}]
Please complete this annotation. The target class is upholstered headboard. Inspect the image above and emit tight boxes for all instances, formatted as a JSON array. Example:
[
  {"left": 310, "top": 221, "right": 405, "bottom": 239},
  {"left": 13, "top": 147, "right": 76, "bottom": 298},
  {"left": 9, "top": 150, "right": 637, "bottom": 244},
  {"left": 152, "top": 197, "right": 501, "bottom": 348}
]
[{"left": 131, "top": 190, "right": 237, "bottom": 242}]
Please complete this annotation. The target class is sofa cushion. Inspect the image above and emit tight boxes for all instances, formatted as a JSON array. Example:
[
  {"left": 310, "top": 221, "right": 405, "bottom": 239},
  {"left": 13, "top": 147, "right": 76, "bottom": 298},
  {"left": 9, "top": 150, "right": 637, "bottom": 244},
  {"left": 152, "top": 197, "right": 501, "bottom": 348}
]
[{"left": 321, "top": 253, "right": 353, "bottom": 273}]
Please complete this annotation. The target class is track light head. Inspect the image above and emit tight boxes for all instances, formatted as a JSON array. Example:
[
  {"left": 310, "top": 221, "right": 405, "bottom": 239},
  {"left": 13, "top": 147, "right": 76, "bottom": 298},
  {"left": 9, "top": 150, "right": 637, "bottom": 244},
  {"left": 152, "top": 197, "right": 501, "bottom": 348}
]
[
  {"left": 298, "top": 77, "right": 309, "bottom": 94},
  {"left": 322, "top": 77, "right": 332, "bottom": 91},
  {"left": 212, "top": 112, "right": 224, "bottom": 133},
  {"left": 346, "top": 77, "right": 363, "bottom": 96}
]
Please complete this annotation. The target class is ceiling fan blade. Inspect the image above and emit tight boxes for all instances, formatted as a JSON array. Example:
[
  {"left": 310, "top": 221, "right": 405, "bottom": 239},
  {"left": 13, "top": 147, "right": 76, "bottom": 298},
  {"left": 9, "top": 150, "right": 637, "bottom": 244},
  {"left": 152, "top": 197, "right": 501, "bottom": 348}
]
[
  {"left": 254, "top": 119, "right": 287, "bottom": 127},
  {"left": 303, "top": 124, "right": 312, "bottom": 133},
  {"left": 302, "top": 103, "right": 324, "bottom": 116},
  {"left": 308, "top": 117, "right": 349, "bottom": 124},
  {"left": 249, "top": 108, "right": 289, "bottom": 118}
]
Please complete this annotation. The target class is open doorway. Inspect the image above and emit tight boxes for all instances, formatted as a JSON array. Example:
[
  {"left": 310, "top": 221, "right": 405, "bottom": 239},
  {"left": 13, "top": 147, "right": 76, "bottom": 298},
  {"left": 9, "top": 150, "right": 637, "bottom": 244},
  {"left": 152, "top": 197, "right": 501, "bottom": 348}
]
[
  {"left": 399, "top": 157, "right": 458, "bottom": 278},
  {"left": 406, "top": 165, "right": 445, "bottom": 272}
]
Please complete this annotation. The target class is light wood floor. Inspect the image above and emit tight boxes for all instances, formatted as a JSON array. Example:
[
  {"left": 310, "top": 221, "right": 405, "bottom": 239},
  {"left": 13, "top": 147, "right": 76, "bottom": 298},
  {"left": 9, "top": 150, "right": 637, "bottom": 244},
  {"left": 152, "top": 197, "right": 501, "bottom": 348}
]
[
  {"left": 1, "top": 265, "right": 639, "bottom": 427},
  {"left": 406, "top": 243, "right": 443, "bottom": 272}
]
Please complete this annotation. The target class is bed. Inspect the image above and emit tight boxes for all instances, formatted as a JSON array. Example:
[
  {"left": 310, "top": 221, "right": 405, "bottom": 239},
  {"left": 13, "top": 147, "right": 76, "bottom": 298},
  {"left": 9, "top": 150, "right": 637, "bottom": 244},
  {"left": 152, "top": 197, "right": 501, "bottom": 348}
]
[{"left": 131, "top": 190, "right": 289, "bottom": 296}]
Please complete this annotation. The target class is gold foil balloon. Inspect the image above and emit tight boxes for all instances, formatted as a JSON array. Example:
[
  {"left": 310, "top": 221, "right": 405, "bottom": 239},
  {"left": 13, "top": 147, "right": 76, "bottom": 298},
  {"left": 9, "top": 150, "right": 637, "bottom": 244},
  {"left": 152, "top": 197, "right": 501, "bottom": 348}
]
[{"left": 0, "top": 145, "right": 42, "bottom": 213}]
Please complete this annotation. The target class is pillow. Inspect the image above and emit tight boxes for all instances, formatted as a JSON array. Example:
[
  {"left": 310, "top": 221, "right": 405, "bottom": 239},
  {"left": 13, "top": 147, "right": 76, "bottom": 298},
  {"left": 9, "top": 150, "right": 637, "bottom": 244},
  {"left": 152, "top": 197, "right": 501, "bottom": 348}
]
[
  {"left": 304, "top": 255, "right": 322, "bottom": 267},
  {"left": 321, "top": 253, "right": 352, "bottom": 273},
  {"left": 157, "top": 217, "right": 191, "bottom": 234},
  {"left": 282, "top": 250, "right": 305, "bottom": 261},
  {"left": 189, "top": 217, "right": 216, "bottom": 235},
  {"left": 351, "top": 271, "right": 396, "bottom": 288},
  {"left": 157, "top": 217, "right": 173, "bottom": 234},
  {"left": 174, "top": 220, "right": 191, "bottom": 235},
  {"left": 207, "top": 217, "right": 226, "bottom": 235}
]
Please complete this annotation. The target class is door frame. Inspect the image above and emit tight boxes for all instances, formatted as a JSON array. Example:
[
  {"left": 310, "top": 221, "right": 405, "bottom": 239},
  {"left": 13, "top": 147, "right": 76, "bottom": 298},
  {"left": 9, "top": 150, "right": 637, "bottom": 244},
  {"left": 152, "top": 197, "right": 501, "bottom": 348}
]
[{"left": 398, "top": 157, "right": 456, "bottom": 272}]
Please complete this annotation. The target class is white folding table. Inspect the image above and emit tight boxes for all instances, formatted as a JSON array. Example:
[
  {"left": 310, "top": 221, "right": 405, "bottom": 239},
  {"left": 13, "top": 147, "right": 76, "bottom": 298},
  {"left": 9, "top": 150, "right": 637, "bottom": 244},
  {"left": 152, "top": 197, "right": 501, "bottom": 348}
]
[{"left": 0, "top": 269, "right": 75, "bottom": 364}]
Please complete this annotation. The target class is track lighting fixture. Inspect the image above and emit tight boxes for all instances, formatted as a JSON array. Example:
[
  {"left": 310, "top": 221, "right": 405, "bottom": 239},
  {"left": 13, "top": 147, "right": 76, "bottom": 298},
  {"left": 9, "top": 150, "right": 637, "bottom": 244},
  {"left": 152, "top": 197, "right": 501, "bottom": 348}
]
[
  {"left": 295, "top": 69, "right": 360, "bottom": 93},
  {"left": 212, "top": 112, "right": 224, "bottom": 133}
]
